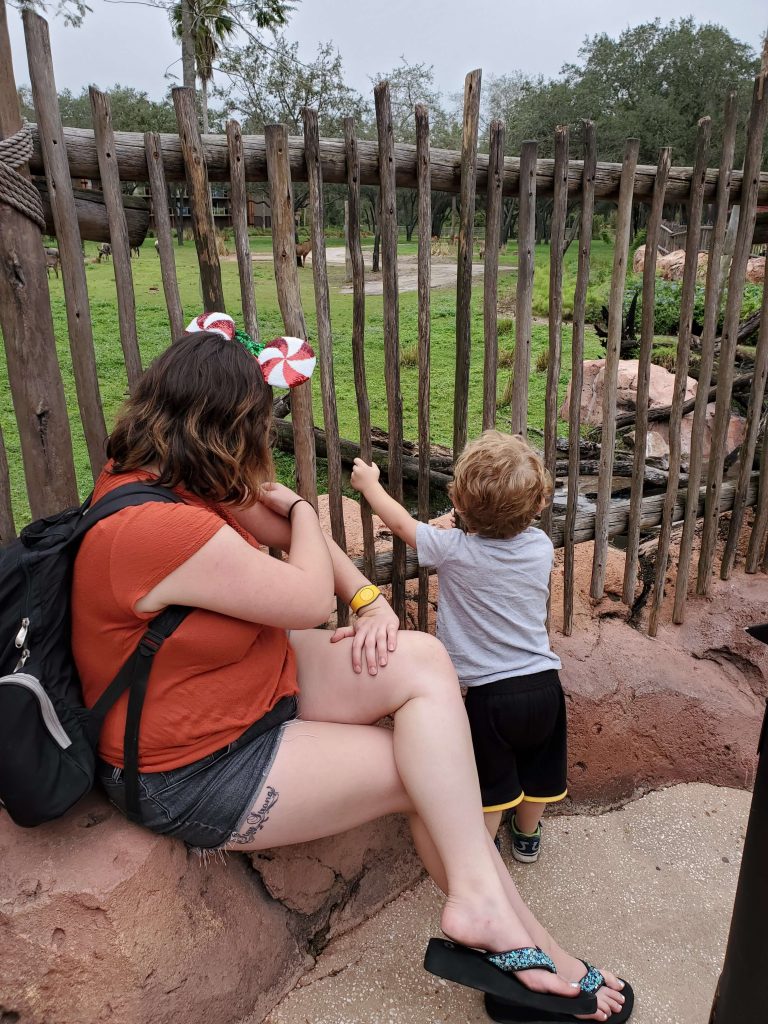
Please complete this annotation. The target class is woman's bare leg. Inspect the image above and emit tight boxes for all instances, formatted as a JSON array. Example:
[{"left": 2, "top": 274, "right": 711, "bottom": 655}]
[{"left": 227, "top": 629, "right": 618, "bottom": 1009}]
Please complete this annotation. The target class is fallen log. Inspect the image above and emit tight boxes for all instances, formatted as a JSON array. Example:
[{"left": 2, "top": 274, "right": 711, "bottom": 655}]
[
  {"left": 36, "top": 181, "right": 150, "bottom": 247},
  {"left": 355, "top": 473, "right": 759, "bottom": 584},
  {"left": 615, "top": 372, "right": 754, "bottom": 431},
  {"left": 28, "top": 125, "right": 768, "bottom": 205}
]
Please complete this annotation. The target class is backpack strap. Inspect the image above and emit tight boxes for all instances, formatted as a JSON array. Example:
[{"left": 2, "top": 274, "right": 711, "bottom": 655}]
[{"left": 78, "top": 482, "right": 193, "bottom": 823}]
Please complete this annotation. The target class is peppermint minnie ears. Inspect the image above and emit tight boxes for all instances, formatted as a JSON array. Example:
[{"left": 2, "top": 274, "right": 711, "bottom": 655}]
[{"left": 185, "top": 313, "right": 317, "bottom": 389}]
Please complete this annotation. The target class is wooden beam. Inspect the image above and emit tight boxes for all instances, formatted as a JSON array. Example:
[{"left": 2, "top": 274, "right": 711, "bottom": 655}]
[{"left": 29, "top": 125, "right": 768, "bottom": 205}]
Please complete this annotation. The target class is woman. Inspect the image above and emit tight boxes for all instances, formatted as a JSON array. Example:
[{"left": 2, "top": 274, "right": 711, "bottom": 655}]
[{"left": 72, "top": 326, "right": 630, "bottom": 1023}]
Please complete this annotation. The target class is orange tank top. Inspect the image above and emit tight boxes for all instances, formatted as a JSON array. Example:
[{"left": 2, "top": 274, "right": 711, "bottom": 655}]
[{"left": 72, "top": 466, "right": 298, "bottom": 771}]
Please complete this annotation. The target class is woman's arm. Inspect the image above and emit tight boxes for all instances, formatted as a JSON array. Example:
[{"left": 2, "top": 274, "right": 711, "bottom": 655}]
[
  {"left": 135, "top": 485, "right": 335, "bottom": 630},
  {"left": 350, "top": 459, "right": 419, "bottom": 548}
]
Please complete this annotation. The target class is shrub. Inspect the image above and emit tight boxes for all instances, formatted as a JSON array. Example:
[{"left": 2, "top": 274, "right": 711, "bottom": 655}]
[
  {"left": 498, "top": 347, "right": 515, "bottom": 369},
  {"left": 536, "top": 349, "right": 549, "bottom": 373},
  {"left": 400, "top": 343, "right": 418, "bottom": 368}
]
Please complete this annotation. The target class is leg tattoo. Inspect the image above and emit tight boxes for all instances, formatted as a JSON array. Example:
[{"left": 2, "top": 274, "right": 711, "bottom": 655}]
[{"left": 228, "top": 786, "right": 279, "bottom": 845}]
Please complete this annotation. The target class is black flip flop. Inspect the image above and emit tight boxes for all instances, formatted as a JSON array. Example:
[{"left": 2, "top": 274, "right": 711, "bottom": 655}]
[
  {"left": 485, "top": 978, "right": 635, "bottom": 1022},
  {"left": 423, "top": 939, "right": 598, "bottom": 1016}
]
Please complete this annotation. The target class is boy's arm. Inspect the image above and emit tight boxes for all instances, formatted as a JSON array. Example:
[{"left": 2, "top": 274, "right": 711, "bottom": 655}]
[{"left": 350, "top": 458, "right": 419, "bottom": 549}]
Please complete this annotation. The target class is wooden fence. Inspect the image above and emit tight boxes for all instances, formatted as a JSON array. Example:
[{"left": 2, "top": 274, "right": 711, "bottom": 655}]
[{"left": 2, "top": 3, "right": 768, "bottom": 637}]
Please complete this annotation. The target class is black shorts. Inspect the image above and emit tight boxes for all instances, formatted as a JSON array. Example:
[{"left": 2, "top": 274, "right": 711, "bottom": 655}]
[{"left": 464, "top": 669, "right": 567, "bottom": 813}]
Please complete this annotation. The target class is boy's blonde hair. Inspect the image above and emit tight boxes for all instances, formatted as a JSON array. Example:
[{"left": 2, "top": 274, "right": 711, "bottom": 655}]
[{"left": 448, "top": 430, "right": 553, "bottom": 539}]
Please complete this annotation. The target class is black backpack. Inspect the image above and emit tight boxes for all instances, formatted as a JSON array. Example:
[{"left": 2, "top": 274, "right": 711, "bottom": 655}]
[{"left": 0, "top": 483, "right": 192, "bottom": 828}]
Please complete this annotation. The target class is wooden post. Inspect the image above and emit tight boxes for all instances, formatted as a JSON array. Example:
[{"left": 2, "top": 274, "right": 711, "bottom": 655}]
[
  {"left": 541, "top": 125, "right": 569, "bottom": 537},
  {"left": 563, "top": 121, "right": 596, "bottom": 636},
  {"left": 172, "top": 87, "right": 225, "bottom": 311},
  {"left": 343, "top": 200, "right": 353, "bottom": 283},
  {"left": 721, "top": 272, "right": 768, "bottom": 577},
  {"left": 0, "top": 422, "right": 15, "bottom": 543},
  {"left": 746, "top": 414, "right": 768, "bottom": 572},
  {"left": 510, "top": 140, "right": 537, "bottom": 437},
  {"left": 697, "top": 77, "right": 768, "bottom": 595},
  {"left": 374, "top": 81, "right": 406, "bottom": 624},
  {"left": 416, "top": 102, "right": 432, "bottom": 632},
  {"left": 622, "top": 147, "right": 672, "bottom": 605},
  {"left": 647, "top": 119, "right": 711, "bottom": 637},
  {"left": 453, "top": 68, "right": 481, "bottom": 459},
  {"left": 344, "top": 117, "right": 376, "bottom": 584},
  {"left": 226, "top": 120, "right": 259, "bottom": 343},
  {"left": 24, "top": 10, "right": 106, "bottom": 479},
  {"left": 89, "top": 87, "right": 143, "bottom": 388},
  {"left": 303, "top": 106, "right": 348, "bottom": 625},
  {"left": 671, "top": 100, "right": 738, "bottom": 618},
  {"left": 483, "top": 120, "right": 504, "bottom": 432},
  {"left": 590, "top": 138, "right": 640, "bottom": 599},
  {"left": 145, "top": 131, "right": 184, "bottom": 341},
  {"left": 0, "top": 1, "right": 77, "bottom": 517},
  {"left": 264, "top": 124, "right": 317, "bottom": 505}
]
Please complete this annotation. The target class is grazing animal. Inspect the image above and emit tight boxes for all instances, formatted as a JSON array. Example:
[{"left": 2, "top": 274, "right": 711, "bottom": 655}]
[
  {"left": 130, "top": 244, "right": 141, "bottom": 258},
  {"left": 296, "top": 240, "right": 312, "bottom": 267},
  {"left": 154, "top": 239, "right": 160, "bottom": 256},
  {"left": 97, "top": 243, "right": 112, "bottom": 263},
  {"left": 44, "top": 247, "right": 61, "bottom": 278},
  {"left": 478, "top": 245, "right": 485, "bottom": 261}
]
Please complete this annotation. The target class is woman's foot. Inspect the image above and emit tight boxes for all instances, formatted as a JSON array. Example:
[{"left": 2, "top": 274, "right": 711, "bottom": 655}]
[
  {"left": 543, "top": 941, "right": 626, "bottom": 1021},
  {"left": 440, "top": 896, "right": 585, "bottom": 1001}
]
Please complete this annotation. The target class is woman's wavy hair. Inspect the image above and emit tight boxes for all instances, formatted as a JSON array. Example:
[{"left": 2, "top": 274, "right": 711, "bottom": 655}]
[
  {"left": 107, "top": 331, "right": 274, "bottom": 504},
  {"left": 448, "top": 430, "right": 552, "bottom": 539}
]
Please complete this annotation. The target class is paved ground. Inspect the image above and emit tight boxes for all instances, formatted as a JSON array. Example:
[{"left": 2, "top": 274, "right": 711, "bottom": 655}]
[
  {"left": 327, "top": 246, "right": 515, "bottom": 295},
  {"left": 265, "top": 784, "right": 749, "bottom": 1024}
]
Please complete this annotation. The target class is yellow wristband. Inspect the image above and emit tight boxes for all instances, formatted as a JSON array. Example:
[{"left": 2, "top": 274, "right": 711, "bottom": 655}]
[{"left": 350, "top": 584, "right": 381, "bottom": 614}]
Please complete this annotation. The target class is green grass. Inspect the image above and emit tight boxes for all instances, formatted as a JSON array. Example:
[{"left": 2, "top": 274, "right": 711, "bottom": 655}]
[{"left": 1, "top": 236, "right": 605, "bottom": 524}]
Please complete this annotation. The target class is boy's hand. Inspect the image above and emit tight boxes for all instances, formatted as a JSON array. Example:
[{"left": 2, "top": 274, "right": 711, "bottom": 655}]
[{"left": 350, "top": 458, "right": 380, "bottom": 495}]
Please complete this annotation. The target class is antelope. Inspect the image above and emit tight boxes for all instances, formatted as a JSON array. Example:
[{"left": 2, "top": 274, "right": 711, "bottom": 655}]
[
  {"left": 44, "top": 247, "right": 61, "bottom": 278},
  {"left": 97, "top": 243, "right": 111, "bottom": 262},
  {"left": 296, "top": 239, "right": 312, "bottom": 267}
]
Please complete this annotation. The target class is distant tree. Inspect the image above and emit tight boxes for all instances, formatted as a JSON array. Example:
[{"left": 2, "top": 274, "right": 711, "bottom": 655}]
[
  {"left": 12, "top": 0, "right": 90, "bottom": 28},
  {"left": 171, "top": 0, "right": 235, "bottom": 131},
  {"left": 18, "top": 83, "right": 178, "bottom": 132}
]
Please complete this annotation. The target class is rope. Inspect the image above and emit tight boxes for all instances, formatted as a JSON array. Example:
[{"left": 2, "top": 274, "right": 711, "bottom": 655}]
[{"left": 0, "top": 122, "right": 46, "bottom": 231}]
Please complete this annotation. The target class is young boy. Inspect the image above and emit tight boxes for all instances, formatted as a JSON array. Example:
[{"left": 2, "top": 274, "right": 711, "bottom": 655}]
[{"left": 350, "top": 429, "right": 565, "bottom": 863}]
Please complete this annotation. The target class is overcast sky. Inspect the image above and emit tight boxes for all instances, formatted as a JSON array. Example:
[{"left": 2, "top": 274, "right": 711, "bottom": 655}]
[{"left": 7, "top": 0, "right": 768, "bottom": 104}]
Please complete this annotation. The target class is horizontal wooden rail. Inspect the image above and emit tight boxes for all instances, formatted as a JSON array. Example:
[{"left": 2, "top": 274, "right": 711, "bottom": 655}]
[
  {"left": 29, "top": 125, "right": 768, "bottom": 205},
  {"left": 354, "top": 474, "right": 759, "bottom": 585}
]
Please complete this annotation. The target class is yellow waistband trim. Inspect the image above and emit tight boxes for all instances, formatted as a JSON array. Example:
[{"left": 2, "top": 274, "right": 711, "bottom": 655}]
[{"left": 521, "top": 789, "right": 568, "bottom": 804}]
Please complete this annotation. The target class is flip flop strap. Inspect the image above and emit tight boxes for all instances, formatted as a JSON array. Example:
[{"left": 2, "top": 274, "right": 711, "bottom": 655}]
[
  {"left": 579, "top": 961, "right": 605, "bottom": 994},
  {"left": 487, "top": 947, "right": 557, "bottom": 973}
]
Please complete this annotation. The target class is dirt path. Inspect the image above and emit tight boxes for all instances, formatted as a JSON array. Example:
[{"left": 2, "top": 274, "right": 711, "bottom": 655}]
[{"left": 261, "top": 783, "right": 747, "bottom": 1024}]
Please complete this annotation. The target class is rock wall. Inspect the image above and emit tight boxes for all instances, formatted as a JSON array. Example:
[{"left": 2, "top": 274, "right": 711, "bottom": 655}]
[{"left": 2, "top": 497, "right": 767, "bottom": 1024}]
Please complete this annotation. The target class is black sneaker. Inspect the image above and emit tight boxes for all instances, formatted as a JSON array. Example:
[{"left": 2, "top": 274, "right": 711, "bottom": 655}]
[{"left": 509, "top": 815, "right": 542, "bottom": 863}]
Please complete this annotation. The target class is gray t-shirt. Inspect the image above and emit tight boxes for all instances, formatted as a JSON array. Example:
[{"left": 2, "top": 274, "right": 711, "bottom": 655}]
[{"left": 415, "top": 522, "right": 561, "bottom": 687}]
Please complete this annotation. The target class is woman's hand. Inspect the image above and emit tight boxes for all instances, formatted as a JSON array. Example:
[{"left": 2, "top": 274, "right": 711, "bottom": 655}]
[
  {"left": 350, "top": 458, "right": 380, "bottom": 496},
  {"left": 258, "top": 481, "right": 302, "bottom": 518},
  {"left": 330, "top": 595, "right": 400, "bottom": 675}
]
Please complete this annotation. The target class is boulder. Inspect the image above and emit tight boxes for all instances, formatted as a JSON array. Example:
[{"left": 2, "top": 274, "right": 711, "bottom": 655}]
[
  {"left": 632, "top": 244, "right": 646, "bottom": 274},
  {"left": 561, "top": 358, "right": 746, "bottom": 461},
  {"left": 0, "top": 802, "right": 421, "bottom": 1024},
  {"left": 549, "top": 538, "right": 768, "bottom": 807},
  {"left": 746, "top": 256, "right": 765, "bottom": 284}
]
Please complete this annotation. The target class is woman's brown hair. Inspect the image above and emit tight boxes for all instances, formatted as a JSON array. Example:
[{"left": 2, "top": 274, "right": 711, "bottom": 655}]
[{"left": 107, "top": 331, "right": 274, "bottom": 504}]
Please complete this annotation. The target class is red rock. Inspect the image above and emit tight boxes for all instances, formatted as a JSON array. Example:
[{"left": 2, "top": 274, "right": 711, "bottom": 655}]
[
  {"left": 632, "top": 245, "right": 646, "bottom": 274},
  {"left": 560, "top": 359, "right": 696, "bottom": 426},
  {"left": 746, "top": 256, "right": 765, "bottom": 284}
]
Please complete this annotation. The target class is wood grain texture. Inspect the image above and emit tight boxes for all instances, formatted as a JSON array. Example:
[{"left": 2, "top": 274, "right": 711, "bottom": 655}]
[
  {"left": 648, "top": 119, "right": 711, "bottom": 637},
  {"left": 0, "top": 3, "right": 77, "bottom": 518},
  {"left": 24, "top": 10, "right": 106, "bottom": 478},
  {"left": 29, "top": 125, "right": 768, "bottom": 204},
  {"left": 563, "top": 122, "right": 596, "bottom": 636},
  {"left": 145, "top": 132, "right": 184, "bottom": 342},
  {"left": 226, "top": 120, "right": 259, "bottom": 343},
  {"left": 589, "top": 138, "right": 639, "bottom": 599},
  {"left": 264, "top": 124, "right": 317, "bottom": 505},
  {"left": 374, "top": 82, "right": 406, "bottom": 624},
  {"left": 622, "top": 147, "right": 672, "bottom": 605},
  {"left": 303, "top": 106, "right": 348, "bottom": 625},
  {"left": 89, "top": 86, "right": 143, "bottom": 388},
  {"left": 172, "top": 87, "right": 225, "bottom": 311},
  {"left": 416, "top": 102, "right": 432, "bottom": 632},
  {"left": 483, "top": 120, "right": 504, "bottom": 432},
  {"left": 510, "top": 140, "right": 538, "bottom": 437},
  {"left": 697, "top": 76, "right": 768, "bottom": 595}
]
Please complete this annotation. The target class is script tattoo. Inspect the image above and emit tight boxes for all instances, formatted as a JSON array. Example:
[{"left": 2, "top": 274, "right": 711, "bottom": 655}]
[{"left": 228, "top": 786, "right": 279, "bottom": 845}]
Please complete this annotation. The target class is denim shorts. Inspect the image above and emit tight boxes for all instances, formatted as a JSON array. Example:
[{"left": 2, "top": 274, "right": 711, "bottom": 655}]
[{"left": 97, "top": 699, "right": 296, "bottom": 850}]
